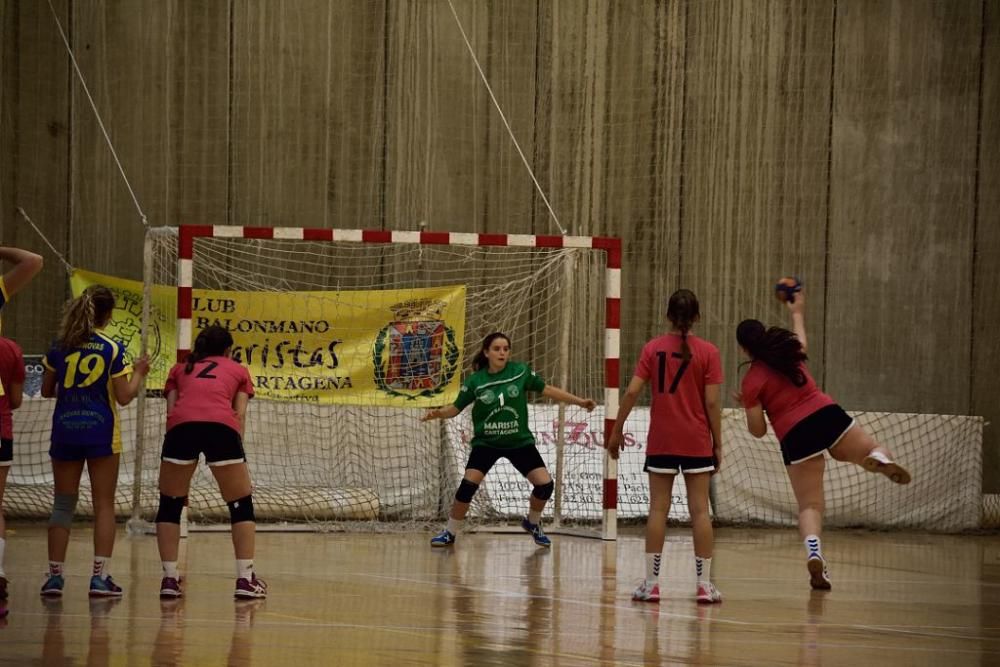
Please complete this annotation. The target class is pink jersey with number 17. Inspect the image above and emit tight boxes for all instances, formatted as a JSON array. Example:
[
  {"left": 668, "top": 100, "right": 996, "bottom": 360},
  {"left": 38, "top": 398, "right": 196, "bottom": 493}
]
[
  {"left": 164, "top": 356, "right": 254, "bottom": 434},
  {"left": 634, "top": 333, "right": 723, "bottom": 458}
]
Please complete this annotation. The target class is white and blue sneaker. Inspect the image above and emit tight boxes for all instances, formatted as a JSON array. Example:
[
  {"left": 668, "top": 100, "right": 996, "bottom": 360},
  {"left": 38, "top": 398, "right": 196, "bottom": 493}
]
[
  {"left": 40, "top": 574, "right": 65, "bottom": 597},
  {"left": 430, "top": 529, "right": 456, "bottom": 547},
  {"left": 521, "top": 518, "right": 551, "bottom": 548},
  {"left": 89, "top": 575, "right": 123, "bottom": 598}
]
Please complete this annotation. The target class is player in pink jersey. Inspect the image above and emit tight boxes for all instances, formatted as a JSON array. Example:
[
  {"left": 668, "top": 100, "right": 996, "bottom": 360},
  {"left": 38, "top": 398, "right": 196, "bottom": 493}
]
[
  {"left": 735, "top": 288, "right": 911, "bottom": 590},
  {"left": 0, "top": 246, "right": 42, "bottom": 613},
  {"left": 0, "top": 337, "right": 24, "bottom": 609},
  {"left": 608, "top": 289, "right": 723, "bottom": 604},
  {"left": 155, "top": 325, "right": 265, "bottom": 600}
]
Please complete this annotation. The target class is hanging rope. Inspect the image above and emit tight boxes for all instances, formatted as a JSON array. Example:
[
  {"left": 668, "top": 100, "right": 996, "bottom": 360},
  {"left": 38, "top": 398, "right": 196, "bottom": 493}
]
[
  {"left": 46, "top": 0, "right": 149, "bottom": 229},
  {"left": 16, "top": 207, "right": 73, "bottom": 274},
  {"left": 445, "top": 0, "right": 567, "bottom": 236}
]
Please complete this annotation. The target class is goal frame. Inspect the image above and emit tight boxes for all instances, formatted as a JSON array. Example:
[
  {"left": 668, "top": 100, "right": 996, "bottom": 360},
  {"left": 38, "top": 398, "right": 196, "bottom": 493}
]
[{"left": 166, "top": 224, "right": 621, "bottom": 539}]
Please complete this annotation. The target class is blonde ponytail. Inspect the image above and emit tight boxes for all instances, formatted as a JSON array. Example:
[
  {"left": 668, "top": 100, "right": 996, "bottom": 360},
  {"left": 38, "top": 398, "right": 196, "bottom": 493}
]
[{"left": 57, "top": 286, "right": 115, "bottom": 349}]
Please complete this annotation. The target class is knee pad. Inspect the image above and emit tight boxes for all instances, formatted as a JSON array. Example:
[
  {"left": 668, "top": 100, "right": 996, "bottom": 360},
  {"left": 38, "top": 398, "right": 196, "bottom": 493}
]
[
  {"left": 455, "top": 479, "right": 480, "bottom": 504},
  {"left": 49, "top": 493, "right": 78, "bottom": 528},
  {"left": 227, "top": 495, "right": 255, "bottom": 524},
  {"left": 531, "top": 480, "right": 555, "bottom": 501},
  {"left": 155, "top": 494, "right": 187, "bottom": 524}
]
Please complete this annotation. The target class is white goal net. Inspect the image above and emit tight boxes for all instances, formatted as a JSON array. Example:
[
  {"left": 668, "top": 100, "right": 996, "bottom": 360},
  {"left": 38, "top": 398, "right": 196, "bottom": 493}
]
[{"left": 138, "top": 225, "right": 616, "bottom": 533}]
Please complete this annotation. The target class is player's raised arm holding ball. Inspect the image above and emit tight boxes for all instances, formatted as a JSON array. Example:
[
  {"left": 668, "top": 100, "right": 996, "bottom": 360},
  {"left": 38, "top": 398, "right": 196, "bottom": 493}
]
[
  {"left": 735, "top": 279, "right": 911, "bottom": 591},
  {"left": 423, "top": 332, "right": 596, "bottom": 548}
]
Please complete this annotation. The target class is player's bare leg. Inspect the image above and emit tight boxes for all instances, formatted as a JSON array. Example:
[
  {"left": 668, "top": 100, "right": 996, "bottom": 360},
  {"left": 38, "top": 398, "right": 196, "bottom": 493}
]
[
  {"left": 829, "top": 426, "right": 911, "bottom": 484},
  {"left": 787, "top": 456, "right": 831, "bottom": 590}
]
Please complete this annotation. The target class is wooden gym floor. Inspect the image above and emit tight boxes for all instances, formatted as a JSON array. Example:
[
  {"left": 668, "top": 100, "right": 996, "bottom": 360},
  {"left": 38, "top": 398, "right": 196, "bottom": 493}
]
[{"left": 0, "top": 524, "right": 997, "bottom": 666}]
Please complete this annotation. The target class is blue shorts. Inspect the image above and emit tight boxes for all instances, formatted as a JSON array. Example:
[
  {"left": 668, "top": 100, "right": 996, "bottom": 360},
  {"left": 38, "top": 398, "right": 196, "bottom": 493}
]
[
  {"left": 50, "top": 441, "right": 117, "bottom": 461},
  {"left": 0, "top": 438, "right": 11, "bottom": 466}
]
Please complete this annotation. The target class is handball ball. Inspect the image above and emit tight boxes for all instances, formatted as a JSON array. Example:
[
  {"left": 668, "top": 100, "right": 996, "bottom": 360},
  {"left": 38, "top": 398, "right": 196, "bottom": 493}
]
[{"left": 775, "top": 276, "right": 802, "bottom": 303}]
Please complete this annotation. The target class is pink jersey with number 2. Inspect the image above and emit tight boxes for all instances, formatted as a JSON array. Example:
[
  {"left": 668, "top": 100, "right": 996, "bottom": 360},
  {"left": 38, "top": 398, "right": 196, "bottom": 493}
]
[{"left": 165, "top": 356, "right": 254, "bottom": 433}]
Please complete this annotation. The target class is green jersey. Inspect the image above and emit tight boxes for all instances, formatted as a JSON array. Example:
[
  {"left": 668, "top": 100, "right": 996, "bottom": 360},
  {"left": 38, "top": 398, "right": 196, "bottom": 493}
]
[{"left": 453, "top": 361, "right": 546, "bottom": 449}]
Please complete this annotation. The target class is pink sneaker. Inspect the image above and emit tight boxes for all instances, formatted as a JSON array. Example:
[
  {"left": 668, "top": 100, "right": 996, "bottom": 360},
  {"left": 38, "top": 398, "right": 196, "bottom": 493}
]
[
  {"left": 632, "top": 580, "right": 660, "bottom": 602},
  {"left": 696, "top": 581, "right": 722, "bottom": 604},
  {"left": 807, "top": 556, "right": 832, "bottom": 590}
]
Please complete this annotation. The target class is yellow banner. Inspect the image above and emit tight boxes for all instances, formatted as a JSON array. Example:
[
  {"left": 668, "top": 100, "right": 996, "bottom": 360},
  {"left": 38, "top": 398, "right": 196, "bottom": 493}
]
[{"left": 70, "top": 269, "right": 466, "bottom": 406}]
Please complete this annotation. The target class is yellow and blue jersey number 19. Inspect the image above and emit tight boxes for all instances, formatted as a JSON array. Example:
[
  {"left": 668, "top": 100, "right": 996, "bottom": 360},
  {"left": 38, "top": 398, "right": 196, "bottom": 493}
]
[{"left": 62, "top": 351, "right": 107, "bottom": 389}]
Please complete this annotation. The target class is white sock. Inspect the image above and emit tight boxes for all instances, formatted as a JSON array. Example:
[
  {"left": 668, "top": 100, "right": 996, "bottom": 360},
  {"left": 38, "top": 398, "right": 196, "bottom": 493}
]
[
  {"left": 0, "top": 537, "right": 6, "bottom": 577},
  {"left": 804, "top": 535, "right": 822, "bottom": 560},
  {"left": 162, "top": 561, "right": 179, "bottom": 579},
  {"left": 446, "top": 517, "right": 464, "bottom": 535},
  {"left": 49, "top": 561, "right": 64, "bottom": 576},
  {"left": 696, "top": 556, "right": 711, "bottom": 583},
  {"left": 868, "top": 450, "right": 890, "bottom": 463},
  {"left": 528, "top": 509, "right": 542, "bottom": 525},
  {"left": 236, "top": 559, "right": 254, "bottom": 580},
  {"left": 645, "top": 553, "right": 661, "bottom": 583},
  {"left": 92, "top": 556, "right": 110, "bottom": 578}
]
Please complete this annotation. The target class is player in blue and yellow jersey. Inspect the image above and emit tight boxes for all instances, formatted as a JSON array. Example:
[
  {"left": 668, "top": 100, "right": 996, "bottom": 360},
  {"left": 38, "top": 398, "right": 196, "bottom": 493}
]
[
  {"left": 423, "top": 332, "right": 596, "bottom": 548},
  {"left": 39, "top": 286, "right": 149, "bottom": 598}
]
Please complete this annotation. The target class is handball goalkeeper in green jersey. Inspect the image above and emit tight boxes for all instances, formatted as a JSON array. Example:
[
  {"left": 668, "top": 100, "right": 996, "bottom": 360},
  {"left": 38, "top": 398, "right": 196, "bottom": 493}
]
[{"left": 423, "top": 332, "right": 596, "bottom": 548}]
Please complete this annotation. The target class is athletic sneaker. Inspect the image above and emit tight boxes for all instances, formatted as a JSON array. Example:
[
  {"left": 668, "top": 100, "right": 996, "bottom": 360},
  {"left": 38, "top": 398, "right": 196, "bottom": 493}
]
[
  {"left": 632, "top": 579, "right": 660, "bottom": 602},
  {"left": 807, "top": 556, "right": 832, "bottom": 591},
  {"left": 40, "top": 574, "right": 64, "bottom": 597},
  {"left": 89, "top": 574, "right": 123, "bottom": 598},
  {"left": 862, "top": 452, "right": 911, "bottom": 485},
  {"left": 521, "top": 518, "right": 551, "bottom": 548},
  {"left": 159, "top": 577, "right": 182, "bottom": 598},
  {"left": 696, "top": 581, "right": 723, "bottom": 604},
  {"left": 0, "top": 576, "right": 7, "bottom": 601},
  {"left": 430, "top": 529, "right": 456, "bottom": 547},
  {"left": 234, "top": 574, "right": 267, "bottom": 599}
]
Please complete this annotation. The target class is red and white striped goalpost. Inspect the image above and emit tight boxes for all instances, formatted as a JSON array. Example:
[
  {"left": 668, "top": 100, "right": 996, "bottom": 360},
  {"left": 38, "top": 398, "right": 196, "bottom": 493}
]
[{"left": 174, "top": 225, "right": 622, "bottom": 539}]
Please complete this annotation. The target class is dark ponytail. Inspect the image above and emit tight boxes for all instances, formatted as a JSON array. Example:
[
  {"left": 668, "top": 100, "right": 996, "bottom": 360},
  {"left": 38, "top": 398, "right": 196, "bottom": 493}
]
[
  {"left": 736, "top": 318, "right": 808, "bottom": 386},
  {"left": 185, "top": 325, "right": 234, "bottom": 374},
  {"left": 472, "top": 332, "right": 511, "bottom": 371},
  {"left": 666, "top": 289, "right": 700, "bottom": 361}
]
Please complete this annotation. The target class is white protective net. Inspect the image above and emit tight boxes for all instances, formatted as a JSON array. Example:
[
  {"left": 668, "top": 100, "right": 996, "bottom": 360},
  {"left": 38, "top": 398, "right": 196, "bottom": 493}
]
[{"left": 709, "top": 410, "right": 983, "bottom": 532}]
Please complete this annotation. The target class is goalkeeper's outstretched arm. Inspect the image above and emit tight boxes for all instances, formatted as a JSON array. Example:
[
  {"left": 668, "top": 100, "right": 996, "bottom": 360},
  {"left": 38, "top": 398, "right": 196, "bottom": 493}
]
[
  {"left": 422, "top": 405, "right": 461, "bottom": 422},
  {"left": 541, "top": 385, "right": 597, "bottom": 412}
]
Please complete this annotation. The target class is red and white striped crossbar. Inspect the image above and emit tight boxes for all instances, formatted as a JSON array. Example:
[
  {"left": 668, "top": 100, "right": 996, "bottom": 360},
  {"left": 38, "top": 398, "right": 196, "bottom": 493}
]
[{"left": 175, "top": 225, "right": 621, "bottom": 539}]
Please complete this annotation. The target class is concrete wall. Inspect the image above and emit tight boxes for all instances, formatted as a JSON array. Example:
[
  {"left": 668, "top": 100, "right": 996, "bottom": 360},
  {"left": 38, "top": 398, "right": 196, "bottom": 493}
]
[{"left": 1, "top": 0, "right": 997, "bottom": 487}]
